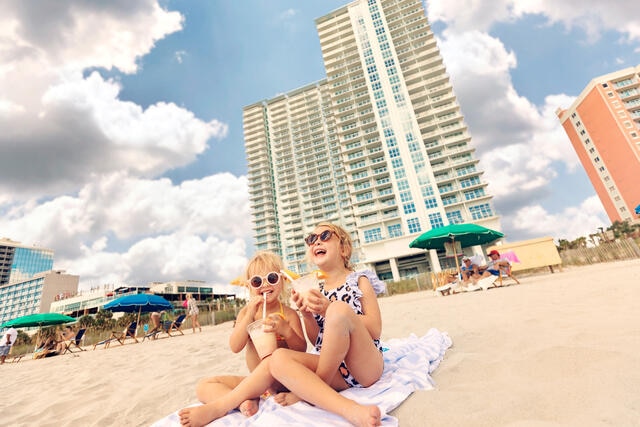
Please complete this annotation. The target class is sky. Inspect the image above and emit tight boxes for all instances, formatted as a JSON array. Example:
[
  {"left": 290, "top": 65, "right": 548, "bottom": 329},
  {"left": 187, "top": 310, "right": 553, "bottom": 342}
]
[{"left": 1, "top": 0, "right": 639, "bottom": 291}]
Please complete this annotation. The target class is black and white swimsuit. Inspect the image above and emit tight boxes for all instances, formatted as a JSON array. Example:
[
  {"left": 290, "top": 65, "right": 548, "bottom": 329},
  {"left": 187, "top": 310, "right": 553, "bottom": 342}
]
[{"left": 312, "top": 270, "right": 386, "bottom": 388}]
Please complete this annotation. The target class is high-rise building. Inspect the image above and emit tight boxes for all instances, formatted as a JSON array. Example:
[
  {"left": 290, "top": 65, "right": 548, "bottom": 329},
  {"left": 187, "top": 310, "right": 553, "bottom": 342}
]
[
  {"left": 243, "top": 0, "right": 500, "bottom": 281},
  {"left": 556, "top": 66, "right": 640, "bottom": 224},
  {"left": 0, "top": 238, "right": 78, "bottom": 325}
]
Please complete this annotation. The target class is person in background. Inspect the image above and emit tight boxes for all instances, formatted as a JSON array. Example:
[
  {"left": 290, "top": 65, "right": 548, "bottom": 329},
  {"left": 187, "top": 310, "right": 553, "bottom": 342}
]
[
  {"left": 55, "top": 325, "right": 76, "bottom": 353},
  {"left": 0, "top": 327, "right": 18, "bottom": 364},
  {"left": 460, "top": 256, "right": 482, "bottom": 285},
  {"left": 186, "top": 293, "right": 202, "bottom": 333},
  {"left": 479, "top": 250, "right": 511, "bottom": 285}
]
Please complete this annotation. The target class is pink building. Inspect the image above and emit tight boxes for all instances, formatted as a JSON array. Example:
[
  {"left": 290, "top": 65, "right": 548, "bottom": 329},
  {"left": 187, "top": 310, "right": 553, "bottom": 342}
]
[{"left": 556, "top": 66, "right": 640, "bottom": 224}]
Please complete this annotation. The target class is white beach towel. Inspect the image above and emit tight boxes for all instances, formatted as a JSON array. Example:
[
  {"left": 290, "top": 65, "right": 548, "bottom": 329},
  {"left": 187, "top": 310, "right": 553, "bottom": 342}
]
[{"left": 152, "top": 328, "right": 452, "bottom": 427}]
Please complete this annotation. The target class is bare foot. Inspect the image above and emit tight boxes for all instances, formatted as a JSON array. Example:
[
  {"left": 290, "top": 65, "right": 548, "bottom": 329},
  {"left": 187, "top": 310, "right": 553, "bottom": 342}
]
[
  {"left": 345, "top": 404, "right": 381, "bottom": 427},
  {"left": 273, "top": 391, "right": 301, "bottom": 406},
  {"left": 239, "top": 398, "right": 259, "bottom": 417},
  {"left": 178, "top": 403, "right": 226, "bottom": 427}
]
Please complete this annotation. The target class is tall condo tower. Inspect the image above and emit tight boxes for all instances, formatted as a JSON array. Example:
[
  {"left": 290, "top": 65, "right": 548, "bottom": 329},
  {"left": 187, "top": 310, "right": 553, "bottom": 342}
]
[
  {"left": 557, "top": 66, "right": 640, "bottom": 224},
  {"left": 243, "top": 0, "right": 499, "bottom": 280}
]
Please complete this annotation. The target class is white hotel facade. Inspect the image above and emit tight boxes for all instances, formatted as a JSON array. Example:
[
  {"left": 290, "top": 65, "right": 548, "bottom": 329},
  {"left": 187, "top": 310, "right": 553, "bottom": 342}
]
[{"left": 243, "top": 0, "right": 500, "bottom": 281}]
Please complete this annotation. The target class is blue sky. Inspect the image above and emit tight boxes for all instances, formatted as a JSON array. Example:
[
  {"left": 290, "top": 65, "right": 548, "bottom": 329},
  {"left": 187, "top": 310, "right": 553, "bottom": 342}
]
[{"left": 1, "top": 0, "right": 639, "bottom": 290}]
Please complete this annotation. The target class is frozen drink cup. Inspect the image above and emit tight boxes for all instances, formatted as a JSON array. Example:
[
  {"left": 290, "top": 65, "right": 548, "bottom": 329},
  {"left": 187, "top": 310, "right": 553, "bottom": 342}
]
[
  {"left": 291, "top": 273, "right": 318, "bottom": 300},
  {"left": 247, "top": 319, "right": 277, "bottom": 359}
]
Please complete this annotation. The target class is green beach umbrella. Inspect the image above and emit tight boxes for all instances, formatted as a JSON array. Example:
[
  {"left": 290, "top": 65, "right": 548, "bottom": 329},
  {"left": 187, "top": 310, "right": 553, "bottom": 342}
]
[
  {"left": 1, "top": 312, "right": 77, "bottom": 351},
  {"left": 0, "top": 312, "right": 76, "bottom": 329}
]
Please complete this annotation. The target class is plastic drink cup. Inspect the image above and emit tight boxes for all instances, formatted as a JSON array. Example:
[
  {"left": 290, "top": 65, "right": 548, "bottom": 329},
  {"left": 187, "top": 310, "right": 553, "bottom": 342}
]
[
  {"left": 290, "top": 273, "right": 318, "bottom": 297},
  {"left": 247, "top": 319, "right": 277, "bottom": 359}
]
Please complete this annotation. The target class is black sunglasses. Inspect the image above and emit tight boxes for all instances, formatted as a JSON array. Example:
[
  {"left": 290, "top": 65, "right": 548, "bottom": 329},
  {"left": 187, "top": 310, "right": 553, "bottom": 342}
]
[
  {"left": 305, "top": 230, "right": 334, "bottom": 246},
  {"left": 248, "top": 272, "right": 281, "bottom": 288}
]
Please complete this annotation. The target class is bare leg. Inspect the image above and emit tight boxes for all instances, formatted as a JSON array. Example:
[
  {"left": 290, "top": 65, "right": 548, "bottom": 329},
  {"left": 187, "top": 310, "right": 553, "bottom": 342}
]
[
  {"left": 316, "top": 302, "right": 383, "bottom": 388},
  {"left": 270, "top": 349, "right": 381, "bottom": 427},
  {"left": 179, "top": 359, "right": 275, "bottom": 427},
  {"left": 195, "top": 375, "right": 259, "bottom": 417}
]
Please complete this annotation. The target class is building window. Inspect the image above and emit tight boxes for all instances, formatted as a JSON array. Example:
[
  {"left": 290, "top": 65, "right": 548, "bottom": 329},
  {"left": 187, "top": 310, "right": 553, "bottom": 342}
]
[
  {"left": 460, "top": 176, "right": 480, "bottom": 188},
  {"left": 469, "top": 203, "right": 493, "bottom": 220},
  {"left": 428, "top": 213, "right": 444, "bottom": 228},
  {"left": 407, "top": 218, "right": 421, "bottom": 233},
  {"left": 424, "top": 198, "right": 438, "bottom": 209},
  {"left": 403, "top": 202, "right": 416, "bottom": 214},
  {"left": 446, "top": 211, "right": 464, "bottom": 224},
  {"left": 387, "top": 224, "right": 403, "bottom": 238},
  {"left": 363, "top": 228, "right": 382, "bottom": 243}
]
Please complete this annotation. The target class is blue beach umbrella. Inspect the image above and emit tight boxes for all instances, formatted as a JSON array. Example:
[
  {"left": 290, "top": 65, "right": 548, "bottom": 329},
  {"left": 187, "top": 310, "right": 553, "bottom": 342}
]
[
  {"left": 635, "top": 204, "right": 640, "bottom": 215},
  {"left": 104, "top": 294, "right": 173, "bottom": 334}
]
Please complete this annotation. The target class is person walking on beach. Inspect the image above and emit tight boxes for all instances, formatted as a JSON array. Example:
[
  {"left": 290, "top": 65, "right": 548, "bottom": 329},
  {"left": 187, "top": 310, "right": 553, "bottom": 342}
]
[
  {"left": 0, "top": 327, "right": 18, "bottom": 364},
  {"left": 190, "top": 251, "right": 307, "bottom": 418},
  {"left": 178, "top": 222, "right": 386, "bottom": 427},
  {"left": 186, "top": 293, "right": 202, "bottom": 333}
]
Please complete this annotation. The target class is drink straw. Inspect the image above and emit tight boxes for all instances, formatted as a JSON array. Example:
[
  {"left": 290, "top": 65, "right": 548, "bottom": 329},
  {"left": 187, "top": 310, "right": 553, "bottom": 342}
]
[{"left": 263, "top": 292, "right": 267, "bottom": 319}]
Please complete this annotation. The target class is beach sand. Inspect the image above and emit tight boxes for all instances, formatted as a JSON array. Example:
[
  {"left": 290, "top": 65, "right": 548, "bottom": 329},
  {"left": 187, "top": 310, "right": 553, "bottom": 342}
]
[{"left": 1, "top": 259, "right": 639, "bottom": 426}]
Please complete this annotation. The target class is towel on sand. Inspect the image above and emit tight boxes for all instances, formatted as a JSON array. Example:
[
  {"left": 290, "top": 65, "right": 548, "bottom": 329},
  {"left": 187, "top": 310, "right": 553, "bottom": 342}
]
[{"left": 152, "top": 328, "right": 452, "bottom": 427}]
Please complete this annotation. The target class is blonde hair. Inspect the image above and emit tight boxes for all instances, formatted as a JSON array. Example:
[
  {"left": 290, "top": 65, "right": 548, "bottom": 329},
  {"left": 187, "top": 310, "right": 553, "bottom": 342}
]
[
  {"left": 311, "top": 222, "right": 354, "bottom": 270},
  {"left": 244, "top": 251, "right": 287, "bottom": 302},
  {"left": 244, "top": 251, "right": 285, "bottom": 280}
]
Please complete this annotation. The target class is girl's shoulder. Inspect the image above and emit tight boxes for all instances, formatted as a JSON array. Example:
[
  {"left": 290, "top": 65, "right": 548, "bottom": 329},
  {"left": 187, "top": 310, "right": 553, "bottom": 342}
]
[{"left": 345, "top": 270, "right": 386, "bottom": 294}]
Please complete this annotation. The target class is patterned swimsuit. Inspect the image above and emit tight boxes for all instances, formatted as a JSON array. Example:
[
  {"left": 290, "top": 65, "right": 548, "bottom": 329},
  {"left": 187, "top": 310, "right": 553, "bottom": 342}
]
[{"left": 312, "top": 270, "right": 386, "bottom": 388}]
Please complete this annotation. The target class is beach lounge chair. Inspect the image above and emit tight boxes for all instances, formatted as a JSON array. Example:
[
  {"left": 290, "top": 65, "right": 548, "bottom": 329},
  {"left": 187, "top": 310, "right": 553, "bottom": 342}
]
[
  {"left": 61, "top": 328, "right": 87, "bottom": 354},
  {"left": 93, "top": 321, "right": 138, "bottom": 350},
  {"left": 496, "top": 263, "right": 520, "bottom": 286},
  {"left": 167, "top": 314, "right": 186, "bottom": 336},
  {"left": 6, "top": 353, "right": 25, "bottom": 363},
  {"left": 143, "top": 319, "right": 172, "bottom": 341}
]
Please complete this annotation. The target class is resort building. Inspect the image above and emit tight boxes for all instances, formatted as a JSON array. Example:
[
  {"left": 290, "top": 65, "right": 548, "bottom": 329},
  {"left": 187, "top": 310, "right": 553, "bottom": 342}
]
[
  {"left": 49, "top": 281, "right": 239, "bottom": 318},
  {"left": 0, "top": 237, "right": 80, "bottom": 325},
  {"left": 243, "top": 0, "right": 500, "bottom": 281},
  {"left": 557, "top": 65, "right": 640, "bottom": 224}
]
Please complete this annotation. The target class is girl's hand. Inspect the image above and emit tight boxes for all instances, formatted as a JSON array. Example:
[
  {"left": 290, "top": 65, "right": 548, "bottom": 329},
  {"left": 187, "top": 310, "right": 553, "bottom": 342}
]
[
  {"left": 264, "top": 313, "right": 288, "bottom": 337},
  {"left": 304, "top": 289, "right": 329, "bottom": 315},
  {"left": 290, "top": 289, "right": 306, "bottom": 311},
  {"left": 245, "top": 294, "right": 264, "bottom": 317}
]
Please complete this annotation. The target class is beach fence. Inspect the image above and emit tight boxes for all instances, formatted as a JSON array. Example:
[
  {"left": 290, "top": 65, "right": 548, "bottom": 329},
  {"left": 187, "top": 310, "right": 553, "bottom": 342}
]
[{"left": 560, "top": 238, "right": 640, "bottom": 266}]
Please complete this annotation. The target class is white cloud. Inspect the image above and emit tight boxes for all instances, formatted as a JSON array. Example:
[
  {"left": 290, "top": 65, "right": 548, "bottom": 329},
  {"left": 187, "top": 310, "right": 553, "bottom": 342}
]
[
  {"left": 0, "top": 1, "right": 241, "bottom": 290},
  {"left": 427, "top": 6, "right": 620, "bottom": 242},
  {"left": 502, "top": 196, "right": 609, "bottom": 242},
  {"left": 0, "top": 173, "right": 252, "bottom": 288},
  {"left": 427, "top": 0, "right": 640, "bottom": 44},
  {"left": 0, "top": 0, "right": 183, "bottom": 74},
  {"left": 436, "top": 31, "right": 581, "bottom": 212}
]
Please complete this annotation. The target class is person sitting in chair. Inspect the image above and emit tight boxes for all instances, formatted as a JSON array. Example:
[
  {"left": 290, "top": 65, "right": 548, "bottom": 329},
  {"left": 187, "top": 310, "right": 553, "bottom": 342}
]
[
  {"left": 148, "top": 311, "right": 165, "bottom": 339},
  {"left": 460, "top": 256, "right": 482, "bottom": 284},
  {"left": 479, "top": 250, "right": 511, "bottom": 284}
]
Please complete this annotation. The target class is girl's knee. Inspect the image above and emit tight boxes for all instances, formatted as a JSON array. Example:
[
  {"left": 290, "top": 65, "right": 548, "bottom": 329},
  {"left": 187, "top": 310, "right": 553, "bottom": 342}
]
[
  {"left": 324, "top": 301, "right": 355, "bottom": 327},
  {"left": 269, "top": 348, "right": 290, "bottom": 375}
]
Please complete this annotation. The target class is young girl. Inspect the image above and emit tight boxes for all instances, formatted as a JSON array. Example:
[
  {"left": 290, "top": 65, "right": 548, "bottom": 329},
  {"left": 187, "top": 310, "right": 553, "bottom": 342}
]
[
  {"left": 269, "top": 221, "right": 386, "bottom": 425},
  {"left": 179, "top": 224, "right": 386, "bottom": 427},
  {"left": 186, "top": 251, "right": 307, "bottom": 419}
]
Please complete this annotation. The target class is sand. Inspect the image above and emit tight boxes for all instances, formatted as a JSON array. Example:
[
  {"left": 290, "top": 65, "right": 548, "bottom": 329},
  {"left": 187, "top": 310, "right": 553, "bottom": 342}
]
[{"left": 1, "top": 259, "right": 639, "bottom": 426}]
